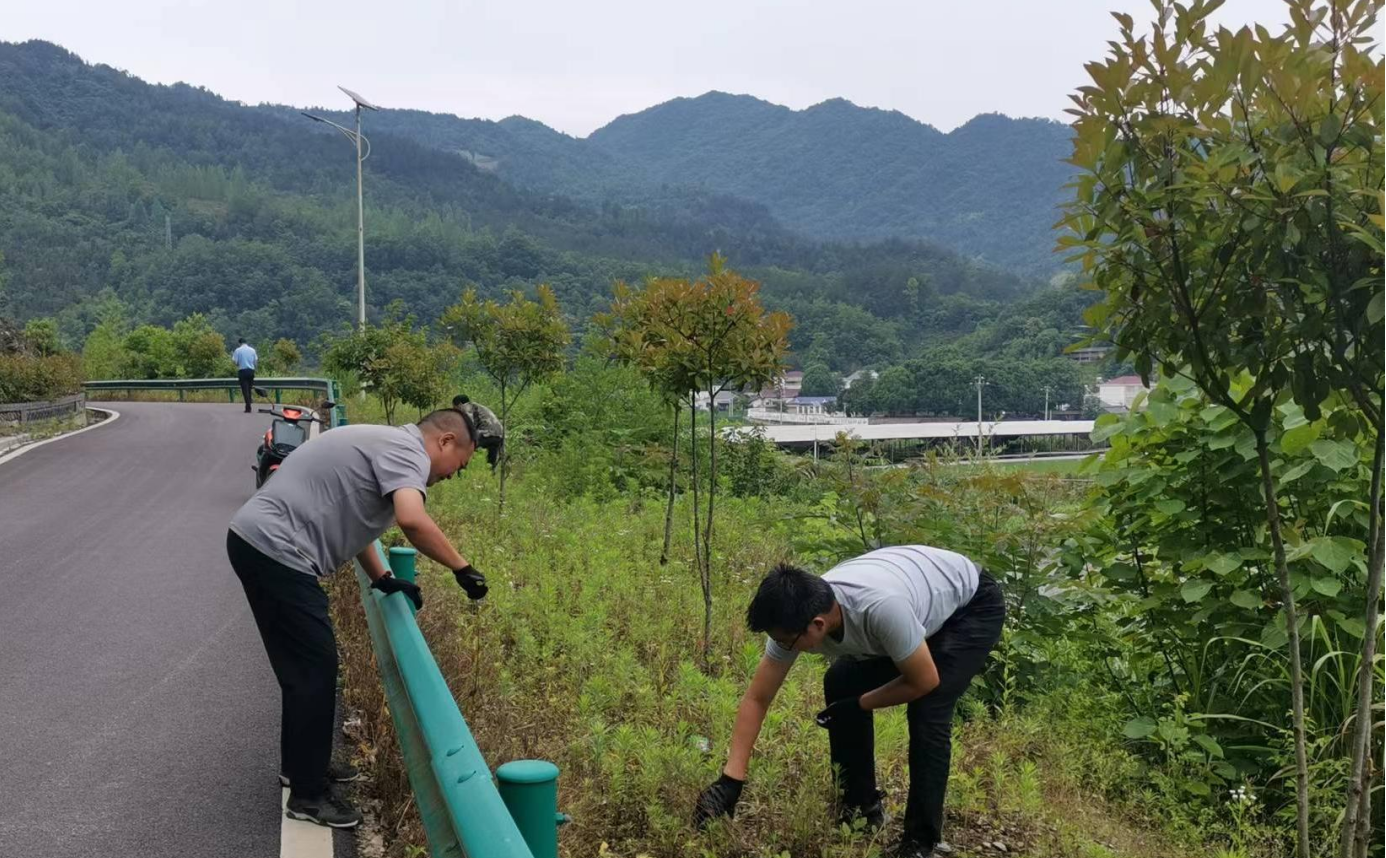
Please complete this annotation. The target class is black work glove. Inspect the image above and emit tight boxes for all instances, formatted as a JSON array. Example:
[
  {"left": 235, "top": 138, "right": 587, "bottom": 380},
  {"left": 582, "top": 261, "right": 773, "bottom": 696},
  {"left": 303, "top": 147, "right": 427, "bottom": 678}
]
[
  {"left": 815, "top": 695, "right": 863, "bottom": 728},
  {"left": 453, "top": 565, "right": 488, "bottom": 601},
  {"left": 694, "top": 772, "right": 745, "bottom": 827},
  {"left": 371, "top": 574, "right": 423, "bottom": 610}
]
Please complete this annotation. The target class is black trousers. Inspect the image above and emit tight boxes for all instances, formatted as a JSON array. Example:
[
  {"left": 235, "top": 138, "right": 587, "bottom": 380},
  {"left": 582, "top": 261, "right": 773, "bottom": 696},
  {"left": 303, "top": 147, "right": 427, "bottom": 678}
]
[
  {"left": 823, "top": 571, "right": 1005, "bottom": 848},
  {"left": 238, "top": 368, "right": 255, "bottom": 411},
  {"left": 226, "top": 530, "right": 336, "bottom": 798}
]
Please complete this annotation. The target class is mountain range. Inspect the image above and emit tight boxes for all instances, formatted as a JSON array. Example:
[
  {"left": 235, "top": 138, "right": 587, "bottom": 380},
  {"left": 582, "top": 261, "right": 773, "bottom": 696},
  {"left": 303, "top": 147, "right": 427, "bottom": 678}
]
[
  {"left": 268, "top": 91, "right": 1075, "bottom": 275},
  {"left": 0, "top": 39, "right": 1088, "bottom": 373}
]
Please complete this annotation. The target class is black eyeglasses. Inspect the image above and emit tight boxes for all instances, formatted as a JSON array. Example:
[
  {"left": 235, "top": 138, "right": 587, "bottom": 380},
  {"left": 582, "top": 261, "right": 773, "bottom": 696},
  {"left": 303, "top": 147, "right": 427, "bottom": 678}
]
[{"left": 773, "top": 629, "right": 805, "bottom": 652}]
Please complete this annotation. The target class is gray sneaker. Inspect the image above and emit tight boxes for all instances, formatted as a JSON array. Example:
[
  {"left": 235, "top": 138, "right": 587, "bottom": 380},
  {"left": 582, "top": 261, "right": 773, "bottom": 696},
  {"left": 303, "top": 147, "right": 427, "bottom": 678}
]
[{"left": 284, "top": 788, "right": 362, "bottom": 829}]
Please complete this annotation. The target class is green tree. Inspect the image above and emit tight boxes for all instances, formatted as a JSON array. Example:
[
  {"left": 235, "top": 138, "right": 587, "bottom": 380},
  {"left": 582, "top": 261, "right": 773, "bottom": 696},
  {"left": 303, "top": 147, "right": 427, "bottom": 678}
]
[
  {"left": 606, "top": 256, "right": 790, "bottom": 660},
  {"left": 321, "top": 307, "right": 428, "bottom": 425},
  {"left": 601, "top": 278, "right": 691, "bottom": 565},
  {"left": 799, "top": 363, "right": 839, "bottom": 397},
  {"left": 390, "top": 339, "right": 458, "bottom": 421},
  {"left": 81, "top": 309, "right": 130, "bottom": 381},
  {"left": 263, "top": 338, "right": 302, "bottom": 375},
  {"left": 122, "top": 324, "right": 180, "bottom": 379},
  {"left": 441, "top": 285, "right": 570, "bottom": 510},
  {"left": 869, "top": 366, "right": 916, "bottom": 415},
  {"left": 172, "top": 314, "right": 231, "bottom": 378},
  {"left": 23, "top": 318, "right": 61, "bottom": 356},
  {"left": 1061, "top": 2, "right": 1383, "bottom": 853}
]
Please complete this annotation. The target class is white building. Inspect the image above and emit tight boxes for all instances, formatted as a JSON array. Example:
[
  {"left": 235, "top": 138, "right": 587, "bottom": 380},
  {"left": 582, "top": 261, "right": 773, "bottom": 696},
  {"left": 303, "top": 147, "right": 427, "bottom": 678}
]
[
  {"left": 1097, "top": 375, "right": 1151, "bottom": 411},
  {"left": 693, "top": 390, "right": 737, "bottom": 412}
]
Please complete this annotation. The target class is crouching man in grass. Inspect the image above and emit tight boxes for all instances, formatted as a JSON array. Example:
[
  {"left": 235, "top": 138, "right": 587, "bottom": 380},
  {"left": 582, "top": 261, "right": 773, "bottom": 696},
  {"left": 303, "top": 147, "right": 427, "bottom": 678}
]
[
  {"left": 226, "top": 398, "right": 502, "bottom": 828},
  {"left": 694, "top": 546, "right": 1005, "bottom": 858}
]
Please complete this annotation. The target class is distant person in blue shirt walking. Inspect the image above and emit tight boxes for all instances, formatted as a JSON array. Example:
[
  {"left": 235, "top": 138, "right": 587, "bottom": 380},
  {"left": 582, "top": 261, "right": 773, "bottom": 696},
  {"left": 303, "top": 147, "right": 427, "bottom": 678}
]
[{"left": 232, "top": 338, "right": 258, "bottom": 413}]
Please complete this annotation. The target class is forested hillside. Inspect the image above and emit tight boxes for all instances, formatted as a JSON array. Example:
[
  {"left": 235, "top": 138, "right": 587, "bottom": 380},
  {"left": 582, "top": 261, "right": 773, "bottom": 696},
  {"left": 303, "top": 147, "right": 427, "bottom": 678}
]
[
  {"left": 265, "top": 91, "right": 1076, "bottom": 275},
  {"left": 0, "top": 39, "right": 1090, "bottom": 375}
]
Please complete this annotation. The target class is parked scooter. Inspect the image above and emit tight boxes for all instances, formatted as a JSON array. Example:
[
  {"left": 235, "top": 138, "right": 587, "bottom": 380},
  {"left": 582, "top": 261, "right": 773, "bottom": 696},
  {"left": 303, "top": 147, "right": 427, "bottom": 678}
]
[{"left": 252, "top": 387, "right": 334, "bottom": 489}]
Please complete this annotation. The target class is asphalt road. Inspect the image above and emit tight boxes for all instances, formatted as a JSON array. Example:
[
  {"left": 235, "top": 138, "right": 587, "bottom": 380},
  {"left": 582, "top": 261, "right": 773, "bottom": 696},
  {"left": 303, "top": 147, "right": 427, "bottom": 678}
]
[{"left": 0, "top": 402, "right": 297, "bottom": 857}]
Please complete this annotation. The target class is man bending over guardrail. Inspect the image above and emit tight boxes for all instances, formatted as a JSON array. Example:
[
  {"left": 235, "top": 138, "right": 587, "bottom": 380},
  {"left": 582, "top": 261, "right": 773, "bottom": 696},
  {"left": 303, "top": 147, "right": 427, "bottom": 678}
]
[{"left": 225, "top": 397, "right": 504, "bottom": 828}]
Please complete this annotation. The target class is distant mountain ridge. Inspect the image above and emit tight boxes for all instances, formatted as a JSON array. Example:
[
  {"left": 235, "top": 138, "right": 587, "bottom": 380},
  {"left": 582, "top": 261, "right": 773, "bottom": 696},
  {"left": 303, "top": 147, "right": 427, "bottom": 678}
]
[{"left": 274, "top": 92, "right": 1075, "bottom": 275}]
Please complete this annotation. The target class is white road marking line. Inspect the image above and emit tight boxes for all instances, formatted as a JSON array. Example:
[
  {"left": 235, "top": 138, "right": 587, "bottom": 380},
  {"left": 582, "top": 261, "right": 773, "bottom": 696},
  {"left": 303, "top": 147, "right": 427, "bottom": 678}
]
[
  {"left": 0, "top": 406, "right": 121, "bottom": 468},
  {"left": 281, "top": 787, "right": 333, "bottom": 858}
]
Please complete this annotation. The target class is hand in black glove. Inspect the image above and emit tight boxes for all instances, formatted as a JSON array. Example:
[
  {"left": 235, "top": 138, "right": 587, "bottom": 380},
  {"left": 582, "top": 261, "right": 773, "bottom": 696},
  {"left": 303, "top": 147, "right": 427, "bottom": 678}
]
[
  {"left": 371, "top": 574, "right": 423, "bottom": 610},
  {"left": 694, "top": 772, "right": 745, "bottom": 828},
  {"left": 815, "top": 695, "right": 864, "bottom": 728},
  {"left": 453, "top": 564, "right": 488, "bottom": 601}
]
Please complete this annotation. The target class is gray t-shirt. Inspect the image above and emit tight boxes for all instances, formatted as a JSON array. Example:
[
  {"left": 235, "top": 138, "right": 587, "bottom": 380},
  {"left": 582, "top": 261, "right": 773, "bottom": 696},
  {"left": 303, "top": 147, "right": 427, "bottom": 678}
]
[
  {"left": 766, "top": 545, "right": 981, "bottom": 665},
  {"left": 230, "top": 423, "right": 431, "bottom": 577}
]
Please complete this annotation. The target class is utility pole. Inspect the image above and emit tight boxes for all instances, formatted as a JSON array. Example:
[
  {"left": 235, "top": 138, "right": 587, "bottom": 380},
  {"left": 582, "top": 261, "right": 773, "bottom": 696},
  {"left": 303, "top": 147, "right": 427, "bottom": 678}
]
[
  {"left": 304, "top": 86, "right": 380, "bottom": 330},
  {"left": 974, "top": 375, "right": 986, "bottom": 453},
  {"left": 1043, "top": 385, "right": 1053, "bottom": 421}
]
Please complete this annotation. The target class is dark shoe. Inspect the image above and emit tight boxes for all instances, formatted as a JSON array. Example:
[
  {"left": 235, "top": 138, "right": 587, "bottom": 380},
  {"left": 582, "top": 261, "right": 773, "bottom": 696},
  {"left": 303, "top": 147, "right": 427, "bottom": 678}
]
[
  {"left": 280, "top": 760, "right": 361, "bottom": 787},
  {"left": 839, "top": 791, "right": 886, "bottom": 831},
  {"left": 284, "top": 788, "right": 362, "bottom": 829},
  {"left": 890, "top": 840, "right": 934, "bottom": 858}
]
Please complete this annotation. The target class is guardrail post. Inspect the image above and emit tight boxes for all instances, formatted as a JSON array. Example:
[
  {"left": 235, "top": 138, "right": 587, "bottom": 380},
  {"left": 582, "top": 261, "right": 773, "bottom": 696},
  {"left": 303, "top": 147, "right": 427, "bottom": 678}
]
[
  {"left": 387, "top": 547, "right": 418, "bottom": 583},
  {"left": 179, "top": 389, "right": 185, "bottom": 402},
  {"left": 274, "top": 388, "right": 282, "bottom": 404},
  {"left": 496, "top": 761, "right": 565, "bottom": 858}
]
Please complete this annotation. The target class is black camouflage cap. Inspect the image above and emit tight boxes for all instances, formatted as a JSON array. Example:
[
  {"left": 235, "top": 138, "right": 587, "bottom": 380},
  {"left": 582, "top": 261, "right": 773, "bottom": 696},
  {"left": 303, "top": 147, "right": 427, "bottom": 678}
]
[{"left": 452, "top": 395, "right": 505, "bottom": 471}]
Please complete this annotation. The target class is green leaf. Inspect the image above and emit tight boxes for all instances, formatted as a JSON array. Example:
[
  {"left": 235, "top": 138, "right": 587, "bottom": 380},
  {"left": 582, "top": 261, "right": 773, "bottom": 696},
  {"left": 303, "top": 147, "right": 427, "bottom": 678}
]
[
  {"left": 1230, "top": 589, "right": 1261, "bottom": 610},
  {"left": 1206, "top": 553, "right": 1242, "bottom": 575},
  {"left": 1310, "top": 536, "right": 1363, "bottom": 574},
  {"left": 1182, "top": 579, "right": 1214, "bottom": 602},
  {"left": 1280, "top": 422, "right": 1321, "bottom": 455},
  {"left": 1156, "top": 499, "right": 1187, "bottom": 515},
  {"left": 1336, "top": 615, "right": 1366, "bottom": 638},
  {"left": 1280, "top": 460, "right": 1316, "bottom": 484},
  {"left": 1124, "top": 716, "right": 1157, "bottom": 739},
  {"left": 1261, "top": 619, "right": 1289, "bottom": 649},
  {"left": 1309, "top": 439, "right": 1358, "bottom": 472},
  {"left": 1192, "top": 734, "right": 1225, "bottom": 759},
  {"left": 1104, "top": 562, "right": 1138, "bottom": 581},
  {"left": 1091, "top": 415, "right": 1125, "bottom": 444},
  {"left": 1369, "top": 292, "right": 1384, "bottom": 325},
  {"left": 1183, "top": 779, "right": 1213, "bottom": 797},
  {"left": 1319, "top": 113, "right": 1342, "bottom": 145},
  {"left": 1311, "top": 577, "right": 1343, "bottom": 598}
]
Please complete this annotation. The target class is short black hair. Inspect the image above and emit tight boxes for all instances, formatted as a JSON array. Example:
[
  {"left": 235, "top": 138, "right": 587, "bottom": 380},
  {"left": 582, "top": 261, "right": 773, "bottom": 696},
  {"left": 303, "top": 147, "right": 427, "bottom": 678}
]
[
  {"left": 746, "top": 563, "right": 836, "bottom": 634},
  {"left": 419, "top": 408, "right": 473, "bottom": 443},
  {"left": 237, "top": 337, "right": 246, "bottom": 345}
]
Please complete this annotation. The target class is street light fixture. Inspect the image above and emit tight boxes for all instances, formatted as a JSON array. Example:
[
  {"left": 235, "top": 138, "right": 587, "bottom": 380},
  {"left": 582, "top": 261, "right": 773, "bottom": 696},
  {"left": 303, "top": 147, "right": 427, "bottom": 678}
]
[{"left": 303, "top": 85, "right": 380, "bottom": 330}]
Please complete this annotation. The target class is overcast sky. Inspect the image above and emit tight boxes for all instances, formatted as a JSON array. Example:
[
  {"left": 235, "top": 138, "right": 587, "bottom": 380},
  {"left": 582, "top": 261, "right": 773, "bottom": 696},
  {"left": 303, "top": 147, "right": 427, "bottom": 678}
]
[{"left": 10, "top": 0, "right": 1292, "bottom": 137}]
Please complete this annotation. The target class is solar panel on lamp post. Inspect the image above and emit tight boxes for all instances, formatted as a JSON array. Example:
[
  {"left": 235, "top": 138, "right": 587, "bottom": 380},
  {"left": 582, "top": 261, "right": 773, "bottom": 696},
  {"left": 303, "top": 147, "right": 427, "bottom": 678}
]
[{"left": 303, "top": 85, "right": 380, "bottom": 331}]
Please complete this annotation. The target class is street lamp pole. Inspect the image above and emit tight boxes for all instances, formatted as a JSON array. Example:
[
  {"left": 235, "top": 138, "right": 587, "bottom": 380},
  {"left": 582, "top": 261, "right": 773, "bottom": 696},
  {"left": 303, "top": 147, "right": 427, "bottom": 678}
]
[
  {"left": 353, "top": 103, "right": 366, "bottom": 329},
  {"left": 303, "top": 86, "right": 380, "bottom": 330},
  {"left": 974, "top": 375, "right": 986, "bottom": 453}
]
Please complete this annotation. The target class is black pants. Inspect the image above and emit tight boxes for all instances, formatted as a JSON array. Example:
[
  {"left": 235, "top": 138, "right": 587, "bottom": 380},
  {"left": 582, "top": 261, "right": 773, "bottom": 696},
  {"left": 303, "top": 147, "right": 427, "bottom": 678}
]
[
  {"left": 823, "top": 571, "right": 1005, "bottom": 848},
  {"left": 238, "top": 368, "right": 255, "bottom": 412},
  {"left": 227, "top": 530, "right": 336, "bottom": 798}
]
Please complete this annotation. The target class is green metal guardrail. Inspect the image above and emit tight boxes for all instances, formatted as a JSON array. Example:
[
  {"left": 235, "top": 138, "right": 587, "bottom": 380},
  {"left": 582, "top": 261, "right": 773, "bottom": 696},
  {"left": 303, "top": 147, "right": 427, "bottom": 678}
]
[
  {"left": 82, "top": 379, "right": 563, "bottom": 855},
  {"left": 84, "top": 377, "right": 348, "bottom": 425},
  {"left": 356, "top": 546, "right": 565, "bottom": 858}
]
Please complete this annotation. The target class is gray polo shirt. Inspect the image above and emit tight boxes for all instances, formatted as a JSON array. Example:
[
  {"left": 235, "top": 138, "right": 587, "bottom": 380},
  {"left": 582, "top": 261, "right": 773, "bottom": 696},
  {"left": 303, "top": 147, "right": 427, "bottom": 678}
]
[
  {"left": 230, "top": 423, "right": 431, "bottom": 577},
  {"left": 766, "top": 545, "right": 980, "bottom": 665}
]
